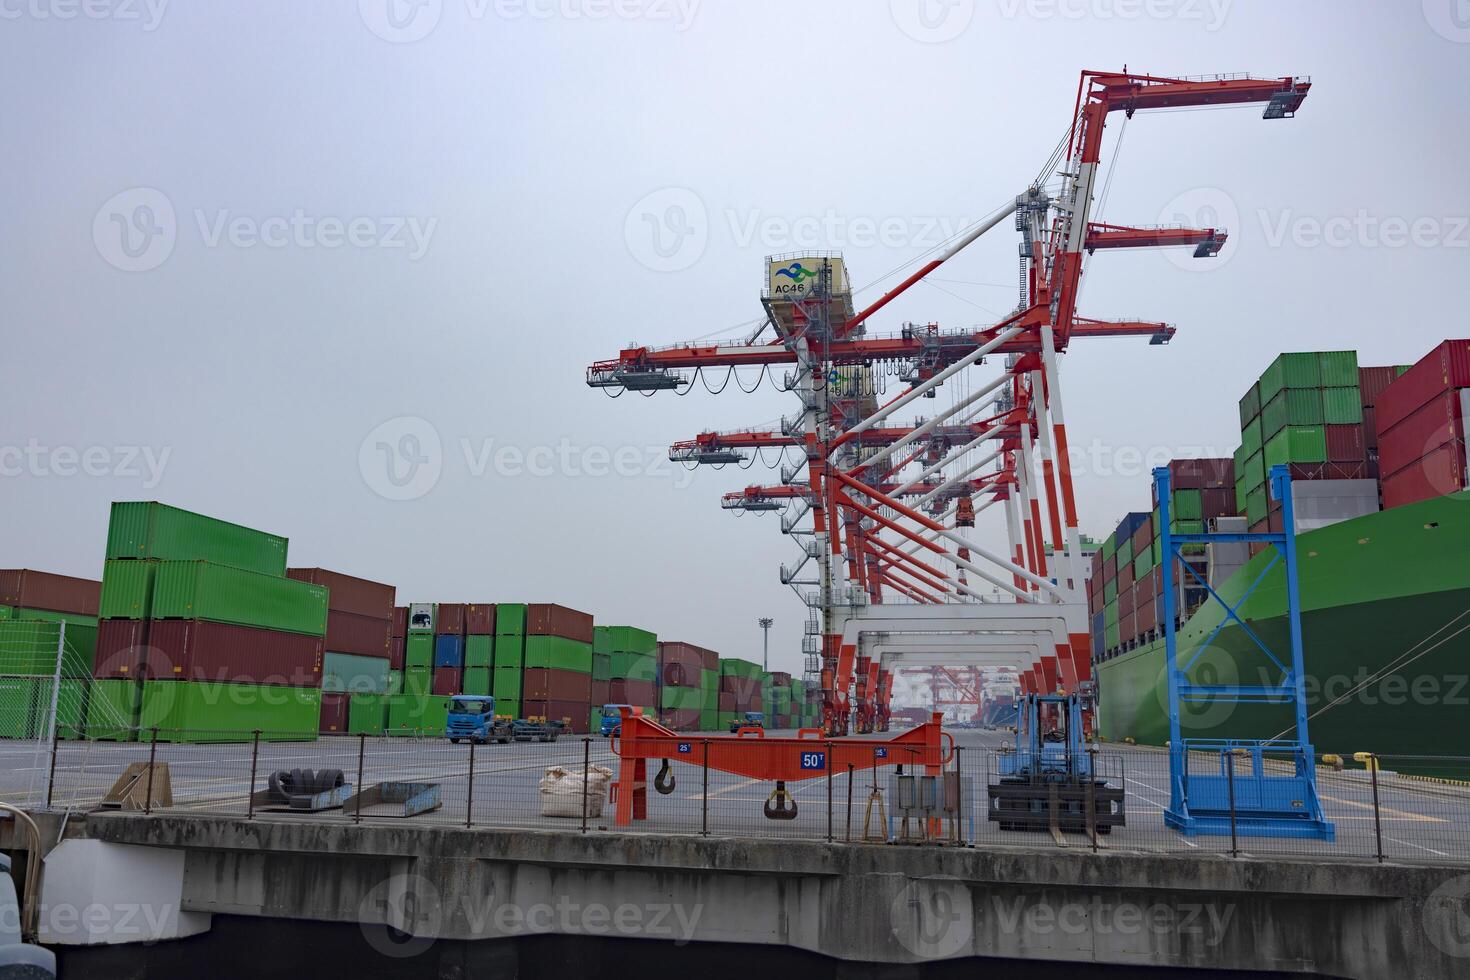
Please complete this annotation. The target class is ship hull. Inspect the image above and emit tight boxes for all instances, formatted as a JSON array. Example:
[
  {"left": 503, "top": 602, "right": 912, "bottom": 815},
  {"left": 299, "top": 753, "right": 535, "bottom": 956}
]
[{"left": 1097, "top": 491, "right": 1470, "bottom": 761}]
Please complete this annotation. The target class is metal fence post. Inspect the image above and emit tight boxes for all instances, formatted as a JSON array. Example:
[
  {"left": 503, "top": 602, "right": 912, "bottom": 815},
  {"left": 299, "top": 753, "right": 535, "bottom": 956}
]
[
  {"left": 826, "top": 741, "right": 834, "bottom": 843},
  {"left": 144, "top": 727, "right": 159, "bottom": 816},
  {"left": 1369, "top": 753, "right": 1384, "bottom": 863},
  {"left": 580, "top": 738, "right": 590, "bottom": 834},
  {"left": 45, "top": 722, "right": 60, "bottom": 810},
  {"left": 845, "top": 763, "right": 854, "bottom": 842},
  {"left": 954, "top": 746, "right": 965, "bottom": 848},
  {"left": 466, "top": 737, "right": 477, "bottom": 830},
  {"left": 1225, "top": 751, "right": 1239, "bottom": 858},
  {"left": 1086, "top": 746, "right": 1097, "bottom": 854},
  {"left": 701, "top": 740, "right": 710, "bottom": 838},
  {"left": 354, "top": 733, "right": 366, "bottom": 825},
  {"left": 246, "top": 730, "right": 261, "bottom": 820}
]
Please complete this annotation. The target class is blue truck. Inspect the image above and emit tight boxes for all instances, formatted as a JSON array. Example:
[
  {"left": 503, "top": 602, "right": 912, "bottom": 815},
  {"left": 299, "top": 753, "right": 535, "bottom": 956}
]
[
  {"left": 729, "top": 710, "right": 765, "bottom": 733},
  {"left": 599, "top": 703, "right": 632, "bottom": 737},
  {"left": 445, "top": 695, "right": 565, "bottom": 743}
]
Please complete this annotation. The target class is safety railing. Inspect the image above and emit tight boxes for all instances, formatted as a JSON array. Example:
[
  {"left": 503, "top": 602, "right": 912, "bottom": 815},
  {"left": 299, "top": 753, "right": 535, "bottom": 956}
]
[{"left": 9, "top": 726, "right": 1470, "bottom": 866}]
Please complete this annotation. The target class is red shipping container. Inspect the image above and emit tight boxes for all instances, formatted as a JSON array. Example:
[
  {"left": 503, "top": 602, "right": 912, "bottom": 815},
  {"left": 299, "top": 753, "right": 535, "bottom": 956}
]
[
  {"left": 660, "top": 707, "right": 702, "bottom": 732},
  {"left": 1287, "top": 461, "right": 1377, "bottom": 482},
  {"left": 522, "top": 699, "right": 592, "bottom": 732},
  {"left": 1377, "top": 339, "right": 1470, "bottom": 433},
  {"left": 522, "top": 667, "right": 592, "bottom": 702},
  {"left": 1130, "top": 518, "right": 1152, "bottom": 558},
  {"left": 590, "top": 679, "right": 610, "bottom": 705},
  {"left": 1118, "top": 585, "right": 1135, "bottom": 618},
  {"left": 102, "top": 619, "right": 324, "bottom": 686},
  {"left": 0, "top": 570, "right": 100, "bottom": 616},
  {"left": 432, "top": 667, "right": 462, "bottom": 696},
  {"left": 524, "top": 604, "right": 594, "bottom": 643},
  {"left": 93, "top": 619, "right": 149, "bottom": 678},
  {"left": 1164, "top": 458, "right": 1234, "bottom": 491},
  {"left": 609, "top": 679, "right": 656, "bottom": 705},
  {"left": 1382, "top": 442, "right": 1468, "bottom": 509},
  {"left": 1358, "top": 366, "right": 1400, "bottom": 409},
  {"left": 393, "top": 605, "right": 408, "bottom": 636},
  {"left": 770, "top": 671, "right": 792, "bottom": 685},
  {"left": 1116, "top": 559, "right": 1134, "bottom": 591},
  {"left": 324, "top": 610, "right": 391, "bottom": 658},
  {"left": 286, "top": 568, "right": 394, "bottom": 619},
  {"left": 1379, "top": 389, "right": 1465, "bottom": 478},
  {"left": 1324, "top": 424, "right": 1367, "bottom": 463},
  {"left": 464, "top": 604, "right": 496, "bottom": 635},
  {"left": 717, "top": 691, "right": 736, "bottom": 712},
  {"left": 1120, "top": 611, "right": 1136, "bottom": 643},
  {"left": 435, "top": 603, "right": 466, "bottom": 636},
  {"left": 319, "top": 692, "right": 349, "bottom": 734},
  {"left": 658, "top": 642, "right": 706, "bottom": 675},
  {"left": 388, "top": 634, "right": 405, "bottom": 671},
  {"left": 1364, "top": 407, "right": 1379, "bottom": 451},
  {"left": 1200, "top": 488, "right": 1238, "bottom": 518}
]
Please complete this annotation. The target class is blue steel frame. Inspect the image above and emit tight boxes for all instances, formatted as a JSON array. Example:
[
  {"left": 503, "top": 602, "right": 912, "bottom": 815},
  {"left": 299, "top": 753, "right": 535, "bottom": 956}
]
[{"left": 1156, "top": 464, "right": 1334, "bottom": 840}]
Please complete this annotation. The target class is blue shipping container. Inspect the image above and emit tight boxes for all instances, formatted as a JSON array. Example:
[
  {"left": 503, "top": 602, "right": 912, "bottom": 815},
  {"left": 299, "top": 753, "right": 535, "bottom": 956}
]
[{"left": 434, "top": 634, "right": 464, "bottom": 669}]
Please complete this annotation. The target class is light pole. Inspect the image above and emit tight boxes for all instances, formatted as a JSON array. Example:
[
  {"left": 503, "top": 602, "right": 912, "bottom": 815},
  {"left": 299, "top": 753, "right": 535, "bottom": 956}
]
[{"left": 758, "top": 618, "right": 773, "bottom": 672}]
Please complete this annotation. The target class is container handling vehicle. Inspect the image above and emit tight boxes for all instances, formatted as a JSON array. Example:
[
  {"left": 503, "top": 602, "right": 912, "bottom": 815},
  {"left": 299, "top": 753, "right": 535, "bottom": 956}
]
[
  {"left": 729, "top": 710, "right": 765, "bottom": 733},
  {"left": 444, "top": 696, "right": 564, "bottom": 744},
  {"left": 987, "top": 692, "right": 1125, "bottom": 840}
]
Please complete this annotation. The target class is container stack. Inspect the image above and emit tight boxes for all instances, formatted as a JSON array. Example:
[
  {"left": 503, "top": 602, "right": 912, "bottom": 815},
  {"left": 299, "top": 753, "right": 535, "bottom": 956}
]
[
  {"left": 658, "top": 641, "right": 716, "bottom": 730},
  {"left": 1376, "top": 340, "right": 1470, "bottom": 509},
  {"left": 770, "top": 671, "right": 793, "bottom": 728},
  {"left": 93, "top": 503, "right": 326, "bottom": 742},
  {"left": 699, "top": 657, "right": 719, "bottom": 731},
  {"left": 0, "top": 570, "right": 101, "bottom": 739},
  {"left": 288, "top": 568, "right": 395, "bottom": 736},
  {"left": 491, "top": 603, "right": 526, "bottom": 720},
  {"left": 1089, "top": 512, "right": 1147, "bottom": 662},
  {"left": 594, "top": 626, "right": 658, "bottom": 725},
  {"left": 463, "top": 603, "right": 495, "bottom": 697},
  {"left": 522, "top": 603, "right": 595, "bottom": 733},
  {"left": 385, "top": 602, "right": 449, "bottom": 735},
  {"left": 717, "top": 657, "right": 763, "bottom": 730}
]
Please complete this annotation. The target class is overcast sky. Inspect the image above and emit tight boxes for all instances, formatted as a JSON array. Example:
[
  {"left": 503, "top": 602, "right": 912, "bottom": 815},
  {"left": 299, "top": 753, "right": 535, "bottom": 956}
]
[{"left": 3, "top": 1, "right": 1467, "bottom": 676}]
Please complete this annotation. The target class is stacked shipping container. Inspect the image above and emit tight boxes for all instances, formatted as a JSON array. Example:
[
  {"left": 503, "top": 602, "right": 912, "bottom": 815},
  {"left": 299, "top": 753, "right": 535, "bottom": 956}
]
[
  {"left": 288, "top": 568, "right": 396, "bottom": 735},
  {"left": 92, "top": 502, "right": 326, "bottom": 742},
  {"left": 0, "top": 570, "right": 102, "bottom": 739},
  {"left": 1376, "top": 340, "right": 1470, "bottom": 508},
  {"left": 593, "top": 626, "right": 658, "bottom": 731},
  {"left": 717, "top": 657, "right": 763, "bottom": 730},
  {"left": 658, "top": 641, "right": 718, "bottom": 731}
]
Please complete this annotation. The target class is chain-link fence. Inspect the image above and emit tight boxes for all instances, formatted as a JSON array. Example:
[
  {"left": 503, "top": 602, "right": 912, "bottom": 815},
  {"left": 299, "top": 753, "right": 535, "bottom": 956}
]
[{"left": 9, "top": 725, "right": 1470, "bottom": 866}]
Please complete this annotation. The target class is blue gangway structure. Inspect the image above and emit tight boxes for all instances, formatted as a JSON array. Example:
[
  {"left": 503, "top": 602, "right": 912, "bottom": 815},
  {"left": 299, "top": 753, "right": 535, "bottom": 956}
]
[{"left": 1156, "top": 463, "right": 1334, "bottom": 841}]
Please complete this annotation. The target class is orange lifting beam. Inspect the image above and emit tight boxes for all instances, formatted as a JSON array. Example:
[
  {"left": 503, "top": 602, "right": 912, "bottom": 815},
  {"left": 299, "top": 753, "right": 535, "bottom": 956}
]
[{"left": 610, "top": 707, "right": 952, "bottom": 826}]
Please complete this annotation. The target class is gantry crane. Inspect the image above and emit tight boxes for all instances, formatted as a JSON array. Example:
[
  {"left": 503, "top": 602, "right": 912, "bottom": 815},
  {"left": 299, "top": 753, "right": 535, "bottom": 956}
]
[{"left": 590, "top": 70, "right": 1311, "bottom": 736}]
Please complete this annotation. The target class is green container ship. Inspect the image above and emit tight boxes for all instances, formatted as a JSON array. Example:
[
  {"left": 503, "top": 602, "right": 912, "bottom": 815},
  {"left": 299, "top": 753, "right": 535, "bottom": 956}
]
[{"left": 1097, "top": 489, "right": 1470, "bottom": 759}]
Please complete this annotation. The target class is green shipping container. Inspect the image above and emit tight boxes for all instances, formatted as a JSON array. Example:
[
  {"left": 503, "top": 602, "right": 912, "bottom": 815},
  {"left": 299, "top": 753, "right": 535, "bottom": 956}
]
[
  {"left": 661, "top": 686, "right": 702, "bottom": 711},
  {"left": 1261, "top": 388, "right": 1323, "bottom": 439},
  {"left": 699, "top": 709, "right": 717, "bottom": 731},
  {"left": 386, "top": 694, "right": 450, "bottom": 736},
  {"left": 719, "top": 658, "right": 762, "bottom": 680},
  {"left": 0, "top": 620, "right": 94, "bottom": 678},
  {"left": 1105, "top": 620, "right": 1120, "bottom": 651},
  {"left": 0, "top": 678, "right": 39, "bottom": 739},
  {"left": 610, "top": 651, "right": 658, "bottom": 682},
  {"left": 495, "top": 604, "right": 526, "bottom": 635},
  {"left": 99, "top": 560, "right": 158, "bottom": 619},
  {"left": 1238, "top": 382, "right": 1261, "bottom": 428},
  {"left": 322, "top": 652, "right": 390, "bottom": 694},
  {"left": 1101, "top": 532, "right": 1116, "bottom": 562},
  {"left": 1259, "top": 352, "right": 1323, "bottom": 405},
  {"left": 1242, "top": 417, "right": 1264, "bottom": 459},
  {"left": 524, "top": 635, "right": 592, "bottom": 673},
  {"left": 1133, "top": 550, "right": 1152, "bottom": 579},
  {"left": 1171, "top": 490, "right": 1203, "bottom": 521},
  {"left": 463, "top": 666, "right": 490, "bottom": 696},
  {"left": 150, "top": 561, "right": 328, "bottom": 636},
  {"left": 594, "top": 626, "right": 657, "bottom": 656},
  {"left": 1247, "top": 486, "right": 1268, "bottom": 526},
  {"left": 493, "top": 633, "right": 524, "bottom": 669},
  {"left": 1322, "top": 386, "right": 1365, "bottom": 424},
  {"left": 592, "top": 652, "right": 612, "bottom": 682},
  {"left": 1103, "top": 599, "right": 1118, "bottom": 628},
  {"left": 492, "top": 666, "right": 522, "bottom": 700},
  {"left": 139, "top": 681, "right": 320, "bottom": 742},
  {"left": 1265, "top": 425, "right": 1327, "bottom": 468},
  {"left": 106, "top": 502, "right": 288, "bottom": 577},
  {"left": 1244, "top": 450, "right": 1267, "bottom": 491},
  {"left": 1117, "top": 535, "right": 1134, "bottom": 567},
  {"left": 348, "top": 693, "right": 387, "bottom": 735},
  {"left": 717, "top": 711, "right": 737, "bottom": 730},
  {"left": 464, "top": 635, "right": 492, "bottom": 669},
  {"left": 86, "top": 679, "right": 140, "bottom": 737},
  {"left": 403, "top": 666, "right": 432, "bottom": 696},
  {"left": 405, "top": 633, "right": 433, "bottom": 668},
  {"left": 1103, "top": 578, "right": 1117, "bottom": 603},
  {"left": 1318, "top": 350, "right": 1360, "bottom": 388},
  {"left": 495, "top": 697, "right": 521, "bottom": 720}
]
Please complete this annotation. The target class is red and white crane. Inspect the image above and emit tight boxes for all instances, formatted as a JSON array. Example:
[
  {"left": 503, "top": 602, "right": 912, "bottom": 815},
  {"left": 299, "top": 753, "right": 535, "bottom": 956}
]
[{"left": 590, "top": 70, "right": 1311, "bottom": 736}]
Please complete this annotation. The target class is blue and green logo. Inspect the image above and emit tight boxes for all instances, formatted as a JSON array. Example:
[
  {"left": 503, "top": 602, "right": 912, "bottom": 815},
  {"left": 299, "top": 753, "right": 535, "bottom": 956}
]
[{"left": 774, "top": 261, "right": 820, "bottom": 284}]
